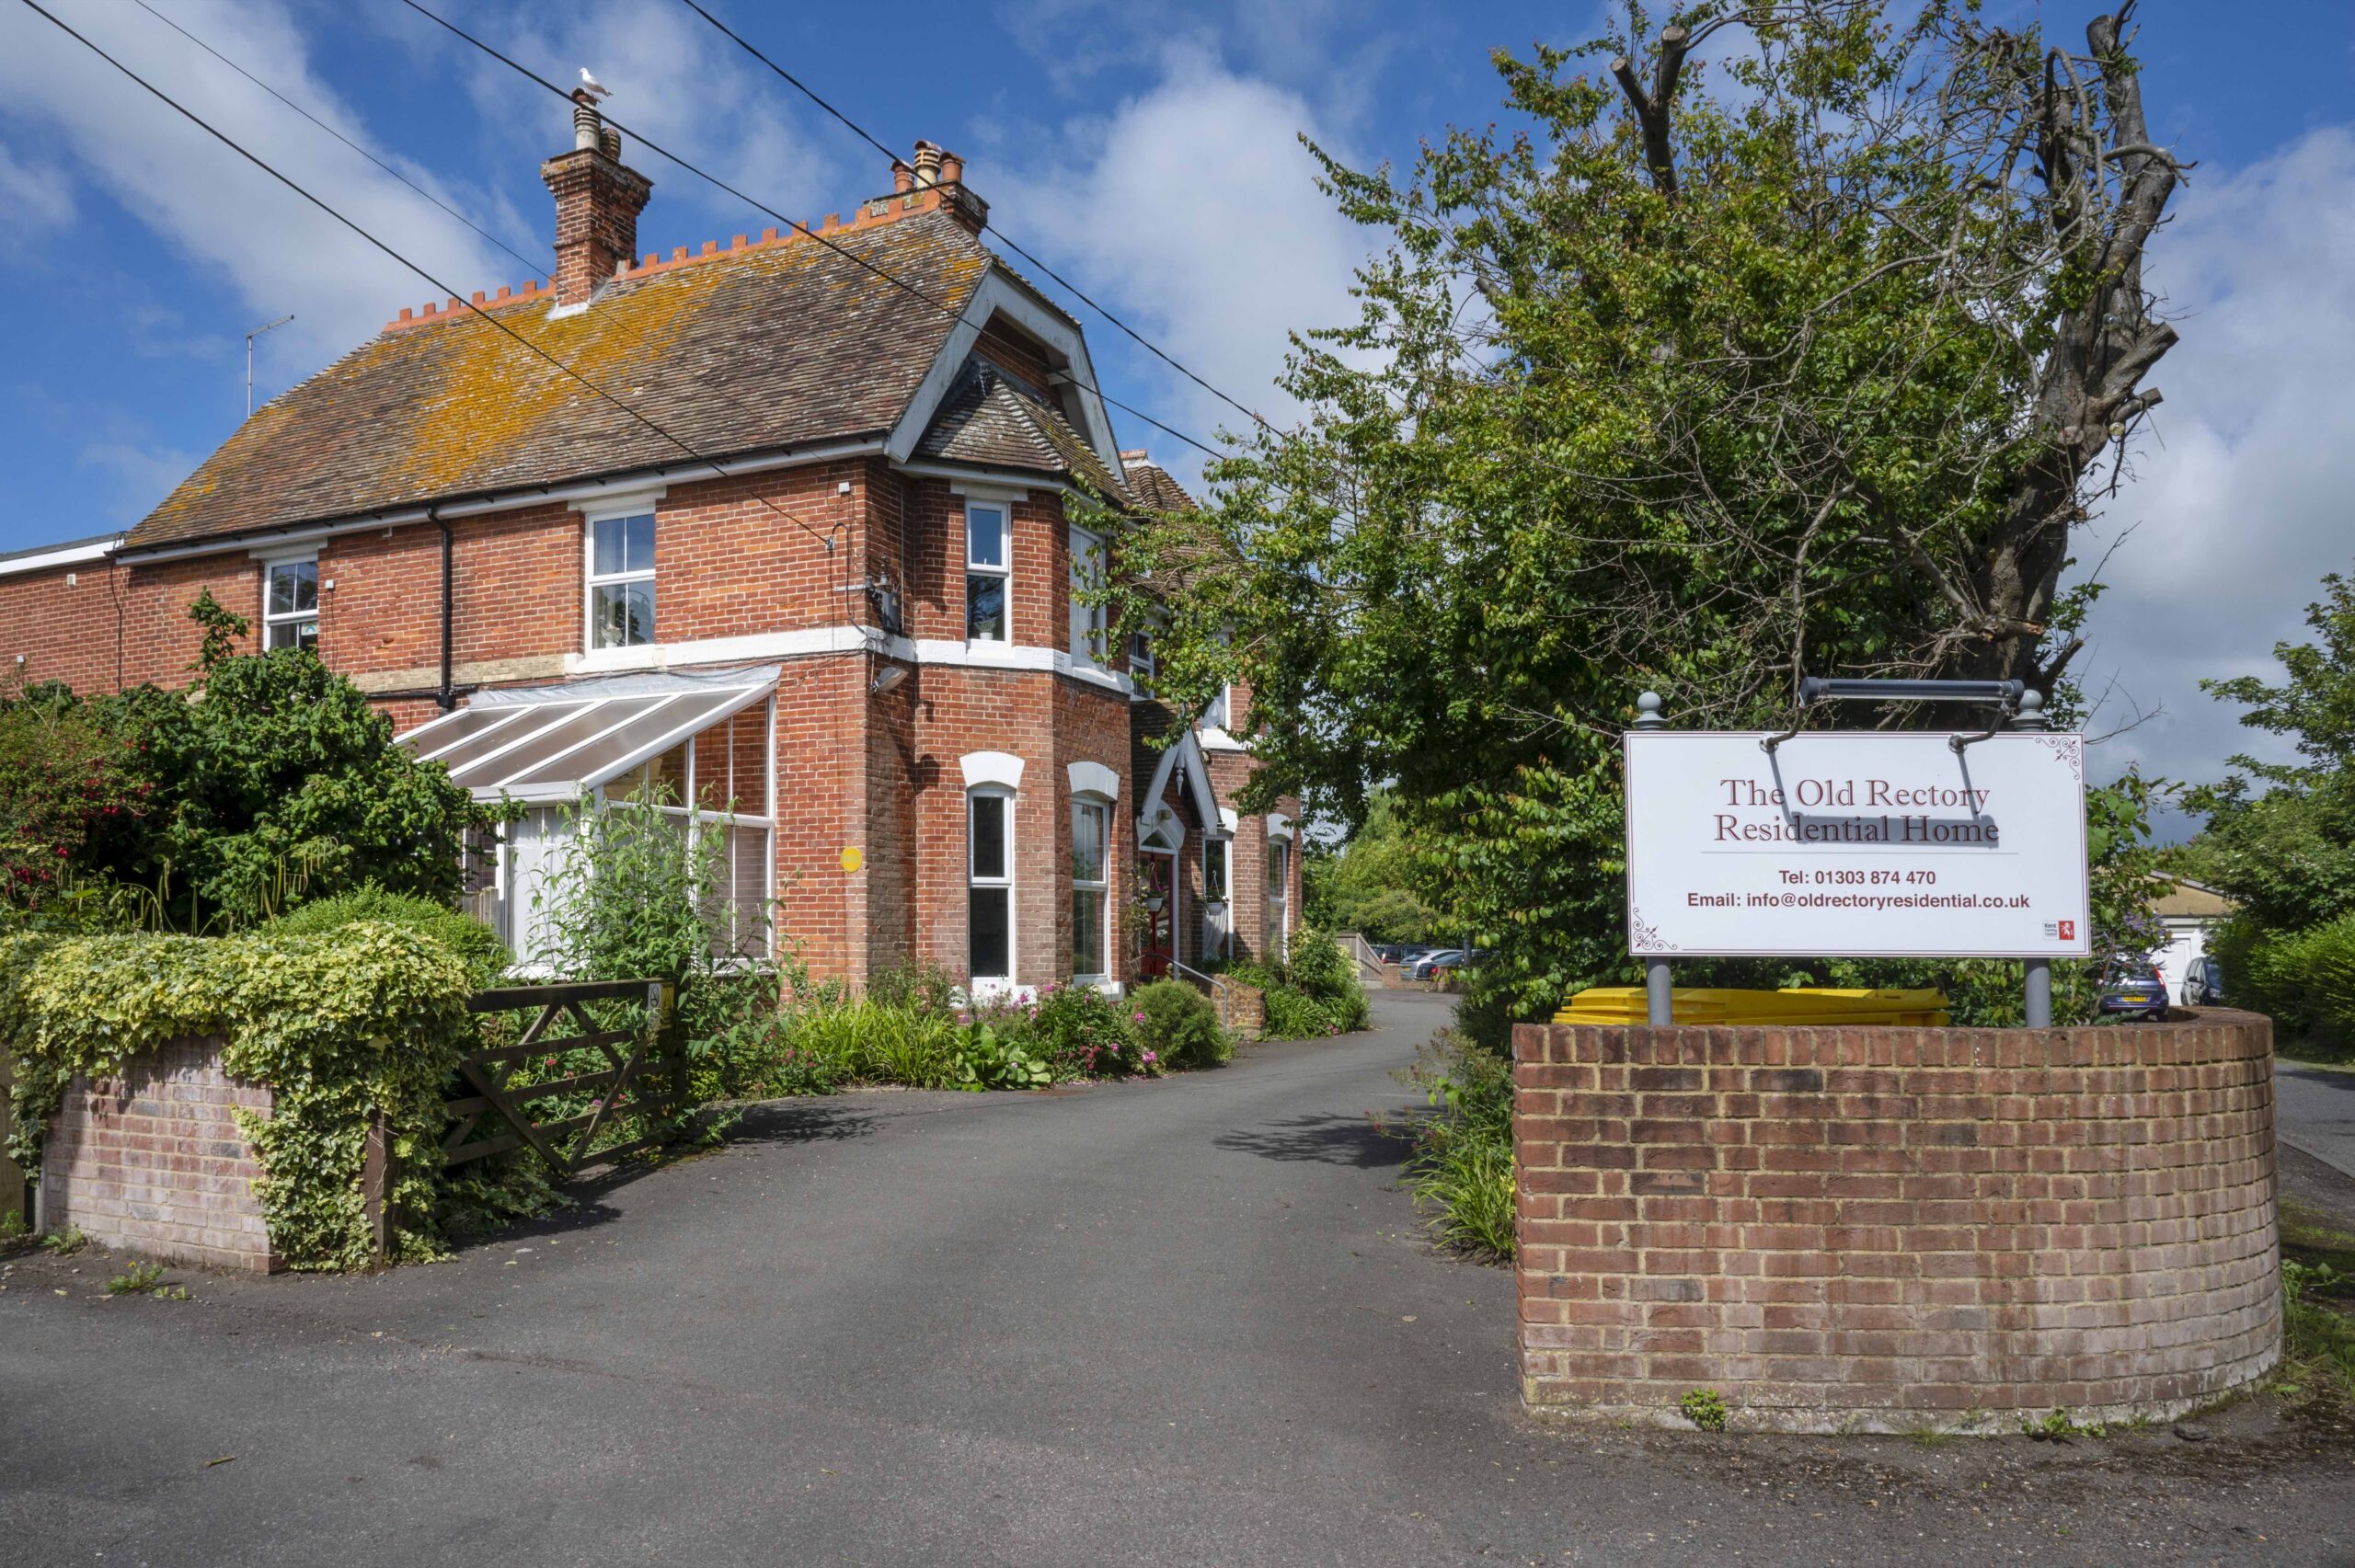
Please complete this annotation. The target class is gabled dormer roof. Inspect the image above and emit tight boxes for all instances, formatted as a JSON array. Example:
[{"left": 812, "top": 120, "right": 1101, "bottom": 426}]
[{"left": 915, "top": 363, "right": 1132, "bottom": 500}]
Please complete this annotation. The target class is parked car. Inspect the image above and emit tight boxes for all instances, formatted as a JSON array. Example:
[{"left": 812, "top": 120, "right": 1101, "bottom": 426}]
[
  {"left": 1408, "top": 948, "right": 1464, "bottom": 981},
  {"left": 2181, "top": 955, "right": 2226, "bottom": 1007},
  {"left": 1372, "top": 944, "right": 1416, "bottom": 966},
  {"left": 2097, "top": 960, "right": 2169, "bottom": 1022}
]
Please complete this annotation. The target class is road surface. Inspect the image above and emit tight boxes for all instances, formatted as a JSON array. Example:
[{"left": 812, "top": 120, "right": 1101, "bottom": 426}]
[{"left": 1, "top": 989, "right": 2347, "bottom": 1566}]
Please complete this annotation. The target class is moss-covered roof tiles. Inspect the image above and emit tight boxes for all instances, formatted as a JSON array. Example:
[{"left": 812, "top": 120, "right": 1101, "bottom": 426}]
[{"left": 129, "top": 210, "right": 991, "bottom": 552}]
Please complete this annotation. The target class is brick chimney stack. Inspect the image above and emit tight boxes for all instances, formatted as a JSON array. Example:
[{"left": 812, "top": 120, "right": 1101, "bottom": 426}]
[
  {"left": 541, "top": 90, "right": 653, "bottom": 307},
  {"left": 887, "top": 141, "right": 986, "bottom": 235}
]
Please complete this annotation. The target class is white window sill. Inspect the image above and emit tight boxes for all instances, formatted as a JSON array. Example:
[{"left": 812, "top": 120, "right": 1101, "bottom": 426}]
[
  {"left": 969, "top": 979, "right": 1037, "bottom": 1005},
  {"left": 1199, "top": 727, "right": 1249, "bottom": 753}
]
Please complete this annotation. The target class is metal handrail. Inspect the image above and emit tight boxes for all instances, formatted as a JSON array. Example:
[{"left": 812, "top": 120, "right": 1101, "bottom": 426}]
[{"left": 1166, "top": 958, "right": 1235, "bottom": 1028}]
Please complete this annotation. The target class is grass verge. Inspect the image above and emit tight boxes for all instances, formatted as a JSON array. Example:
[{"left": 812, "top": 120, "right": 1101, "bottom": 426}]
[
  {"left": 1392, "top": 1031, "right": 1515, "bottom": 1263},
  {"left": 2278, "top": 1196, "right": 2355, "bottom": 1404}
]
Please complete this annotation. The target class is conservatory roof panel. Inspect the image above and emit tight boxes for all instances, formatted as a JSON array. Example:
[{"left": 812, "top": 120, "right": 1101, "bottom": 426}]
[{"left": 396, "top": 671, "right": 774, "bottom": 802}]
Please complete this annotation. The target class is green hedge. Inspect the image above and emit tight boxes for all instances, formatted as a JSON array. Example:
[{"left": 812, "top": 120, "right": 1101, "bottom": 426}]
[
  {"left": 0, "top": 922, "right": 475, "bottom": 1268},
  {"left": 1132, "top": 979, "right": 1232, "bottom": 1069},
  {"left": 266, "top": 886, "right": 511, "bottom": 985},
  {"left": 1235, "top": 927, "right": 1373, "bottom": 1039},
  {"left": 2219, "top": 911, "right": 2355, "bottom": 1046}
]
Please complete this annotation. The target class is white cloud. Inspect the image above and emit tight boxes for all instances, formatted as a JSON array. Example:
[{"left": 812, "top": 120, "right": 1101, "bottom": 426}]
[
  {"left": 79, "top": 438, "right": 200, "bottom": 527},
  {"left": 989, "top": 49, "right": 1374, "bottom": 480},
  {"left": 446, "top": 0, "right": 846, "bottom": 237},
  {"left": 0, "top": 0, "right": 517, "bottom": 361},
  {"left": 2077, "top": 125, "right": 2355, "bottom": 815},
  {"left": 0, "top": 140, "right": 75, "bottom": 246}
]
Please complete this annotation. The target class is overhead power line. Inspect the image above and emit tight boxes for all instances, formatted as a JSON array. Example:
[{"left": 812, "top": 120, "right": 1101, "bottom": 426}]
[
  {"left": 126, "top": 0, "right": 547, "bottom": 279},
  {"left": 395, "top": 0, "right": 1226, "bottom": 461},
  {"left": 20, "top": 0, "right": 840, "bottom": 555},
  {"left": 668, "top": 0, "right": 1277, "bottom": 438}
]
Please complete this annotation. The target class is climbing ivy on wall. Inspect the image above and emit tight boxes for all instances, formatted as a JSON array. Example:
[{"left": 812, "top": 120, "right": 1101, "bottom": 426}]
[{"left": 0, "top": 921, "right": 474, "bottom": 1269}]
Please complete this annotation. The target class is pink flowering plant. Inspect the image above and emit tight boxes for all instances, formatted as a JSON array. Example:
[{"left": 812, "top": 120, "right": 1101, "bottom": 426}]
[{"left": 1026, "top": 979, "right": 1152, "bottom": 1077}]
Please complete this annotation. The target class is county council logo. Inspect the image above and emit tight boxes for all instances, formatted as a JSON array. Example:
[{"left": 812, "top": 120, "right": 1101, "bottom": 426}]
[{"left": 2059, "top": 920, "right": 2075, "bottom": 941}]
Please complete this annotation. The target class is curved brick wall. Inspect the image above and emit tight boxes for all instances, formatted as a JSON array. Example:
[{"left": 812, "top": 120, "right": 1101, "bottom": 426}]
[{"left": 1511, "top": 1009, "right": 2280, "bottom": 1432}]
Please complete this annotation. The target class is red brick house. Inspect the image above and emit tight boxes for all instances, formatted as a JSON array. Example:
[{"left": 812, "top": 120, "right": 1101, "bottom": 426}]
[{"left": 0, "top": 105, "right": 1296, "bottom": 998}]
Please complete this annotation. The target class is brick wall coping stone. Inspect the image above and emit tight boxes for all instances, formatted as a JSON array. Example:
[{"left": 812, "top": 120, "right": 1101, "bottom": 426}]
[{"left": 1511, "top": 1007, "right": 2280, "bottom": 1433}]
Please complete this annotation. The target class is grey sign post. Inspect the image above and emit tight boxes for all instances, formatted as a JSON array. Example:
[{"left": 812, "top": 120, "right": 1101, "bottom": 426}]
[{"left": 1633, "top": 692, "right": 1674, "bottom": 1024}]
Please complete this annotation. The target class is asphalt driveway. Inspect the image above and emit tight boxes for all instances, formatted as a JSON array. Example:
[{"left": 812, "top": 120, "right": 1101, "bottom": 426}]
[
  {"left": 2, "top": 988, "right": 2348, "bottom": 1567},
  {"left": 2277, "top": 1059, "right": 2355, "bottom": 1180}
]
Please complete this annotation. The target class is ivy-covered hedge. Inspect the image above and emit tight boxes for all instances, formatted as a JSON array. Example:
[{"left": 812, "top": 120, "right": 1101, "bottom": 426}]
[{"left": 0, "top": 921, "right": 474, "bottom": 1269}]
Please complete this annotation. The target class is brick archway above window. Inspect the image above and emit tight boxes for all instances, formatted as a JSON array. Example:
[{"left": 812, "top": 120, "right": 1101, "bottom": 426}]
[{"left": 959, "top": 750, "right": 1026, "bottom": 791}]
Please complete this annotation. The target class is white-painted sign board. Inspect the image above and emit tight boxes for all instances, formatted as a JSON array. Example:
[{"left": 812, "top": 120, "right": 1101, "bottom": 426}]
[{"left": 1624, "top": 730, "right": 2090, "bottom": 958}]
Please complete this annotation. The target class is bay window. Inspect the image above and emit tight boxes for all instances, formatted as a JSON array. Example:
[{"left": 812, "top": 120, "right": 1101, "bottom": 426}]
[
  {"left": 1068, "top": 524, "right": 1107, "bottom": 667},
  {"left": 1201, "top": 834, "right": 1232, "bottom": 962},
  {"left": 1072, "top": 795, "right": 1109, "bottom": 979},
  {"left": 1266, "top": 834, "right": 1291, "bottom": 961},
  {"left": 969, "top": 787, "right": 1013, "bottom": 981},
  {"left": 966, "top": 501, "right": 1009, "bottom": 643}
]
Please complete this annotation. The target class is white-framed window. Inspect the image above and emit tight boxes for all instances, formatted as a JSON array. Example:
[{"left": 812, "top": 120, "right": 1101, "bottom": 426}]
[
  {"left": 262, "top": 556, "right": 319, "bottom": 651},
  {"left": 1128, "top": 628, "right": 1155, "bottom": 692},
  {"left": 586, "top": 510, "right": 657, "bottom": 649},
  {"left": 1203, "top": 682, "right": 1232, "bottom": 731},
  {"left": 1201, "top": 835, "right": 1231, "bottom": 961},
  {"left": 969, "top": 786, "right": 1014, "bottom": 981},
  {"left": 1266, "top": 835, "right": 1291, "bottom": 962},
  {"left": 966, "top": 501, "right": 1009, "bottom": 643},
  {"left": 1072, "top": 795, "right": 1109, "bottom": 979},
  {"left": 1068, "top": 524, "right": 1108, "bottom": 667}
]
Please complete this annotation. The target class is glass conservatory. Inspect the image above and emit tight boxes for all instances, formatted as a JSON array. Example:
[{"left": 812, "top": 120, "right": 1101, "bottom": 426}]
[{"left": 395, "top": 668, "right": 776, "bottom": 966}]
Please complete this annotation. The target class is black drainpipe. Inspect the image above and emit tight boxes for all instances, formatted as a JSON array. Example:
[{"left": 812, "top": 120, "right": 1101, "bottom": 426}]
[{"left": 436, "top": 509, "right": 455, "bottom": 711}]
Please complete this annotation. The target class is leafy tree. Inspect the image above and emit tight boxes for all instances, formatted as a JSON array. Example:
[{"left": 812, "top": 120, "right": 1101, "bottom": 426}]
[
  {"left": 0, "top": 685, "right": 146, "bottom": 918},
  {"left": 5, "top": 596, "right": 506, "bottom": 931},
  {"left": 1304, "top": 788, "right": 1439, "bottom": 944},
  {"left": 2186, "top": 566, "right": 2355, "bottom": 933},
  {"left": 1102, "top": 3, "right": 2182, "bottom": 1036}
]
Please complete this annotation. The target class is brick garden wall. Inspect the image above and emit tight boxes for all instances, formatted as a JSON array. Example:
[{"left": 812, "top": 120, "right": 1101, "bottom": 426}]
[
  {"left": 40, "top": 1037, "right": 278, "bottom": 1274},
  {"left": 1512, "top": 1008, "right": 2280, "bottom": 1431}
]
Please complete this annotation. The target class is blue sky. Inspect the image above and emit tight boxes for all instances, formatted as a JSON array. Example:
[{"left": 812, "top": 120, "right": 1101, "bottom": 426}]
[{"left": 0, "top": 0, "right": 2350, "bottom": 807}]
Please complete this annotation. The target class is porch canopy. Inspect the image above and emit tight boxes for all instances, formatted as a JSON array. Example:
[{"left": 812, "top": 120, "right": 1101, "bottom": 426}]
[{"left": 396, "top": 667, "right": 777, "bottom": 804}]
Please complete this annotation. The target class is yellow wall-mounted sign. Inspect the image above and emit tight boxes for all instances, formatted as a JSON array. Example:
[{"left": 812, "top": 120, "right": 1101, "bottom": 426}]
[{"left": 840, "top": 846, "right": 865, "bottom": 874}]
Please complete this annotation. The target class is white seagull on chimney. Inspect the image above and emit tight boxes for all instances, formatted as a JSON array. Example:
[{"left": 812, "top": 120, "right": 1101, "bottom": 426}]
[{"left": 578, "top": 68, "right": 611, "bottom": 101}]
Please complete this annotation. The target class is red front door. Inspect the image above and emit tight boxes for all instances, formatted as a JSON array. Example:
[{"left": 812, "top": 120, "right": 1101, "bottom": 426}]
[{"left": 1139, "top": 852, "right": 1175, "bottom": 979}]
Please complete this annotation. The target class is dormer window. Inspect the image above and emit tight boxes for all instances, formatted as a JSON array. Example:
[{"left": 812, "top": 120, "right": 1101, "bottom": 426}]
[
  {"left": 966, "top": 501, "right": 1009, "bottom": 643},
  {"left": 1202, "top": 683, "right": 1231, "bottom": 731},
  {"left": 262, "top": 556, "right": 319, "bottom": 651},
  {"left": 587, "top": 510, "right": 656, "bottom": 648}
]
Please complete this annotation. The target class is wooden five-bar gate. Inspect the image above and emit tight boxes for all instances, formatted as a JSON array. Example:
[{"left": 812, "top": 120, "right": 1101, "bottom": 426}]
[{"left": 442, "top": 979, "right": 685, "bottom": 1179}]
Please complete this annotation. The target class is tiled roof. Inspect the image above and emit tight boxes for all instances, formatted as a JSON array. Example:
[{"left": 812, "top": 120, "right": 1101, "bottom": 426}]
[
  {"left": 1117, "top": 452, "right": 1199, "bottom": 513},
  {"left": 915, "top": 363, "right": 1132, "bottom": 502},
  {"left": 128, "top": 210, "right": 994, "bottom": 552}
]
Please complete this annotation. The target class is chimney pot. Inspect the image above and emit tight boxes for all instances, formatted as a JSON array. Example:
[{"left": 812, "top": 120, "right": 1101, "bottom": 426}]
[
  {"left": 892, "top": 160, "right": 913, "bottom": 194},
  {"left": 939, "top": 150, "right": 964, "bottom": 186},
  {"left": 912, "top": 141, "right": 943, "bottom": 189},
  {"left": 542, "top": 102, "right": 652, "bottom": 306}
]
